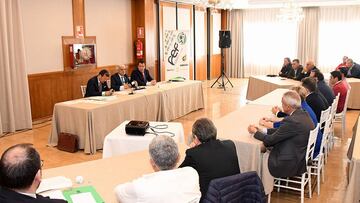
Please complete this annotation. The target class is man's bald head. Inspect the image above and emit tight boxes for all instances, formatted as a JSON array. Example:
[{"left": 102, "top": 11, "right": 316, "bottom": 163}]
[{"left": 0, "top": 144, "right": 41, "bottom": 190}]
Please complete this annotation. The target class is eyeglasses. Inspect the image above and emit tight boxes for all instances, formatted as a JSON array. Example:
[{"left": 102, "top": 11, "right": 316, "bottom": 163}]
[{"left": 40, "top": 160, "right": 44, "bottom": 168}]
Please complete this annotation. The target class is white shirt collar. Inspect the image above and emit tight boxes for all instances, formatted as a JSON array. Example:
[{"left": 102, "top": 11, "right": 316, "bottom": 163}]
[{"left": 18, "top": 191, "right": 36, "bottom": 198}]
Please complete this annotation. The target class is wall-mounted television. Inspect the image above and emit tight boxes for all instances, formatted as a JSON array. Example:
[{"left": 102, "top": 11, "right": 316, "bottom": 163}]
[{"left": 70, "top": 44, "right": 96, "bottom": 68}]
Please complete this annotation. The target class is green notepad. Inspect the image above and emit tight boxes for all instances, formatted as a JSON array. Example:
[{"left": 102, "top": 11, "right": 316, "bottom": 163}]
[{"left": 62, "top": 186, "right": 104, "bottom": 203}]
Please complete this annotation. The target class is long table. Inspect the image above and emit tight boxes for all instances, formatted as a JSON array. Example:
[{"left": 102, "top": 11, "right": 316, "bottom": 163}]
[
  {"left": 344, "top": 115, "right": 360, "bottom": 203},
  {"left": 49, "top": 81, "right": 204, "bottom": 154},
  {"left": 215, "top": 104, "right": 274, "bottom": 195},
  {"left": 42, "top": 144, "right": 187, "bottom": 203},
  {"left": 247, "top": 75, "right": 360, "bottom": 110},
  {"left": 246, "top": 75, "right": 300, "bottom": 101}
]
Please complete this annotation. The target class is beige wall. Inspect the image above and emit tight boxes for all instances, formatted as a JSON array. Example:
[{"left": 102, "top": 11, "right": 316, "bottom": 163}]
[
  {"left": 85, "top": 0, "right": 133, "bottom": 67},
  {"left": 20, "top": 0, "right": 73, "bottom": 74}
]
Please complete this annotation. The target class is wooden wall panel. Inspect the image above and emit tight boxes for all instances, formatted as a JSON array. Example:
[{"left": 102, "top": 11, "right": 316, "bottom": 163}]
[
  {"left": 211, "top": 54, "right": 221, "bottom": 79},
  {"left": 28, "top": 64, "right": 136, "bottom": 120},
  {"left": 195, "top": 7, "right": 207, "bottom": 81}
]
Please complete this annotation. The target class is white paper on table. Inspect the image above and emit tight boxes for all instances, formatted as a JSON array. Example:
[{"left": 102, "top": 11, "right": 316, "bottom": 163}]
[
  {"left": 82, "top": 100, "right": 107, "bottom": 105},
  {"left": 71, "top": 192, "right": 97, "bottom": 203},
  {"left": 62, "top": 100, "right": 83, "bottom": 105},
  {"left": 40, "top": 190, "right": 66, "bottom": 200},
  {"left": 83, "top": 95, "right": 117, "bottom": 102},
  {"left": 36, "top": 176, "right": 72, "bottom": 193}
]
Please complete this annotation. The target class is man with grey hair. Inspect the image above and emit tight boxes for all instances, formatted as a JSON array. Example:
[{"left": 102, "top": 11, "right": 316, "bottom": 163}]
[
  {"left": 248, "top": 91, "right": 314, "bottom": 178},
  {"left": 180, "top": 118, "right": 240, "bottom": 200},
  {"left": 345, "top": 58, "right": 360, "bottom": 78},
  {"left": 111, "top": 65, "right": 130, "bottom": 91},
  {"left": 115, "top": 135, "right": 201, "bottom": 203}
]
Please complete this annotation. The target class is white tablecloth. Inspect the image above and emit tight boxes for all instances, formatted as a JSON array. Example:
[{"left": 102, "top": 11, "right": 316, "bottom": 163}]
[
  {"left": 248, "top": 88, "right": 288, "bottom": 107},
  {"left": 103, "top": 121, "right": 184, "bottom": 158},
  {"left": 215, "top": 104, "right": 274, "bottom": 195},
  {"left": 49, "top": 80, "right": 204, "bottom": 154}
]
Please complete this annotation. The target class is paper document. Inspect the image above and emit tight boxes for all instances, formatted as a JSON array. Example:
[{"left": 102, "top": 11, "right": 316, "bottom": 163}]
[
  {"left": 37, "top": 176, "right": 72, "bottom": 193},
  {"left": 40, "top": 190, "right": 66, "bottom": 200},
  {"left": 83, "top": 95, "right": 117, "bottom": 101},
  {"left": 71, "top": 192, "right": 97, "bottom": 203}
]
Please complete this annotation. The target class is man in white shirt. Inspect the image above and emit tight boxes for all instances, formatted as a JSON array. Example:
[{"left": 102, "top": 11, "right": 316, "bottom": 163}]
[{"left": 115, "top": 135, "right": 201, "bottom": 203}]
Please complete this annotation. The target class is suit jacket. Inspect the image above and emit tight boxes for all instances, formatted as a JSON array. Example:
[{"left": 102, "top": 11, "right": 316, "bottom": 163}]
[
  {"left": 0, "top": 187, "right": 67, "bottom": 203},
  {"left": 85, "top": 76, "right": 110, "bottom": 97},
  {"left": 347, "top": 63, "right": 360, "bottom": 79},
  {"left": 179, "top": 139, "right": 240, "bottom": 198},
  {"left": 317, "top": 80, "right": 335, "bottom": 105},
  {"left": 115, "top": 167, "right": 201, "bottom": 203},
  {"left": 306, "top": 91, "right": 329, "bottom": 121},
  {"left": 279, "top": 64, "right": 292, "bottom": 78},
  {"left": 254, "top": 109, "right": 315, "bottom": 178},
  {"left": 111, "top": 73, "right": 130, "bottom": 91},
  {"left": 130, "top": 69, "right": 153, "bottom": 86},
  {"left": 288, "top": 66, "right": 304, "bottom": 80}
]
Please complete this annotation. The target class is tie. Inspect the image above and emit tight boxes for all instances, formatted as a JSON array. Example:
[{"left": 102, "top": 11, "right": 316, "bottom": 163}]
[
  {"left": 143, "top": 72, "right": 147, "bottom": 83},
  {"left": 98, "top": 81, "right": 102, "bottom": 92},
  {"left": 121, "top": 76, "right": 125, "bottom": 84}
]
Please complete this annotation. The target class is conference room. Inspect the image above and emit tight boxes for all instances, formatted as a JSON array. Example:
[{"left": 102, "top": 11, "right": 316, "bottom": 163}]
[{"left": 1, "top": 0, "right": 360, "bottom": 202}]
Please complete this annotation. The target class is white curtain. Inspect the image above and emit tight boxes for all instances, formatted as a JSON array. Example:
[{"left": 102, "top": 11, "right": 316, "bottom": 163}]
[
  {"left": 226, "top": 9, "right": 244, "bottom": 78},
  {"left": 243, "top": 8, "right": 298, "bottom": 77},
  {"left": 0, "top": 0, "right": 32, "bottom": 135},
  {"left": 317, "top": 6, "right": 360, "bottom": 73},
  {"left": 297, "top": 7, "right": 319, "bottom": 66}
]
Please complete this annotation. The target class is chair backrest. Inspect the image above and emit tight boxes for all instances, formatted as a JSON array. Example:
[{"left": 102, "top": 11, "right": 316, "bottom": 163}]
[
  {"left": 319, "top": 117, "right": 332, "bottom": 157},
  {"left": 306, "top": 124, "right": 319, "bottom": 165},
  {"left": 202, "top": 171, "right": 266, "bottom": 203},
  {"left": 339, "top": 88, "right": 351, "bottom": 116},
  {"left": 330, "top": 93, "right": 340, "bottom": 120},
  {"left": 319, "top": 107, "right": 331, "bottom": 131},
  {"left": 80, "top": 85, "right": 87, "bottom": 97}
]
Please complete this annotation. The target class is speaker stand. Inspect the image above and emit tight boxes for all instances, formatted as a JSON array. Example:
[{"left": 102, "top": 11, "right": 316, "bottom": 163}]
[{"left": 211, "top": 48, "right": 233, "bottom": 91}]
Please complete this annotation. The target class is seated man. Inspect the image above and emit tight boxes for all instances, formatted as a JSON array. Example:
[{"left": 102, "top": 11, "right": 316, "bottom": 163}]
[
  {"left": 300, "top": 60, "right": 318, "bottom": 79},
  {"left": 288, "top": 59, "right": 304, "bottom": 81},
  {"left": 85, "top": 69, "right": 113, "bottom": 97},
  {"left": 179, "top": 118, "right": 240, "bottom": 199},
  {"left": 310, "top": 69, "right": 335, "bottom": 105},
  {"left": 330, "top": 71, "right": 349, "bottom": 113},
  {"left": 339, "top": 67, "right": 351, "bottom": 89},
  {"left": 279, "top": 57, "right": 292, "bottom": 78},
  {"left": 345, "top": 58, "right": 360, "bottom": 79},
  {"left": 115, "top": 135, "right": 201, "bottom": 203},
  {"left": 130, "top": 60, "right": 156, "bottom": 86},
  {"left": 0, "top": 144, "right": 67, "bottom": 203},
  {"left": 248, "top": 91, "right": 315, "bottom": 178},
  {"left": 302, "top": 77, "right": 329, "bottom": 121},
  {"left": 111, "top": 65, "right": 130, "bottom": 91},
  {"left": 335, "top": 56, "right": 348, "bottom": 71}
]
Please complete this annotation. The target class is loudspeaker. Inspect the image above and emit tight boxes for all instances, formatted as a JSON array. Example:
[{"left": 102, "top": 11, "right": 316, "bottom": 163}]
[{"left": 219, "top": 30, "right": 231, "bottom": 48}]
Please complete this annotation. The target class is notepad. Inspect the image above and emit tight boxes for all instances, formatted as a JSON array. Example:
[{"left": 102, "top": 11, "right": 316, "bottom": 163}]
[
  {"left": 37, "top": 176, "right": 72, "bottom": 193},
  {"left": 62, "top": 186, "right": 104, "bottom": 203}
]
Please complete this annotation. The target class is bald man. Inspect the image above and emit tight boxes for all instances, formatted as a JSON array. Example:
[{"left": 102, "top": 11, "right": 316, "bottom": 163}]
[
  {"left": 111, "top": 65, "right": 130, "bottom": 91},
  {"left": 0, "top": 144, "right": 66, "bottom": 203},
  {"left": 301, "top": 60, "right": 318, "bottom": 78}
]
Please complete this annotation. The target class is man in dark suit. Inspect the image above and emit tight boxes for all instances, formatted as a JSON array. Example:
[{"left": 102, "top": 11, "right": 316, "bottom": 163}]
[
  {"left": 288, "top": 59, "right": 304, "bottom": 80},
  {"left": 310, "top": 70, "right": 335, "bottom": 105},
  {"left": 0, "top": 144, "right": 67, "bottom": 203},
  {"left": 248, "top": 91, "right": 314, "bottom": 178},
  {"left": 85, "top": 69, "right": 113, "bottom": 97},
  {"left": 300, "top": 60, "right": 318, "bottom": 79},
  {"left": 179, "top": 118, "right": 240, "bottom": 199},
  {"left": 302, "top": 77, "right": 329, "bottom": 121},
  {"left": 345, "top": 58, "right": 360, "bottom": 79},
  {"left": 130, "top": 60, "right": 156, "bottom": 86},
  {"left": 111, "top": 65, "right": 130, "bottom": 91}
]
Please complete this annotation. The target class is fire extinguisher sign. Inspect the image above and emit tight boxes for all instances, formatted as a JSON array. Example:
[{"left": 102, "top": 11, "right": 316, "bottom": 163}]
[{"left": 163, "top": 30, "right": 190, "bottom": 81}]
